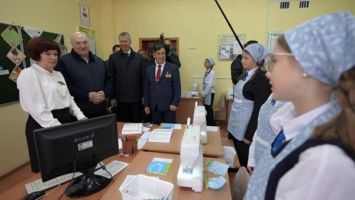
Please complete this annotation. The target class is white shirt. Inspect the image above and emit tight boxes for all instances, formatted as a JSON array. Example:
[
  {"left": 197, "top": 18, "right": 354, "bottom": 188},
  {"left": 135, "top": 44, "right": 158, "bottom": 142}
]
[
  {"left": 17, "top": 63, "right": 85, "bottom": 127},
  {"left": 270, "top": 102, "right": 355, "bottom": 199},
  {"left": 155, "top": 62, "right": 165, "bottom": 77},
  {"left": 202, "top": 68, "right": 215, "bottom": 95},
  {"left": 246, "top": 67, "right": 258, "bottom": 78}
]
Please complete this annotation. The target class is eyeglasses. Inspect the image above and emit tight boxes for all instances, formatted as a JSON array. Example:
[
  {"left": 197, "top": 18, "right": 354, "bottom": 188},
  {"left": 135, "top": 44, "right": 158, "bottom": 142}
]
[{"left": 265, "top": 53, "right": 294, "bottom": 72}]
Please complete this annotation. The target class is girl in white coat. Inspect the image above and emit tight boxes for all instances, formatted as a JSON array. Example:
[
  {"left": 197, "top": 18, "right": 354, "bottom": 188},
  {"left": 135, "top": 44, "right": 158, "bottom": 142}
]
[{"left": 202, "top": 58, "right": 216, "bottom": 126}]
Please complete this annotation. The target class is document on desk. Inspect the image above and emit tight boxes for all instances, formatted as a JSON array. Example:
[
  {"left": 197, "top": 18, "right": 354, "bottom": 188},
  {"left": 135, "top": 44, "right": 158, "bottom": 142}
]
[
  {"left": 207, "top": 126, "right": 220, "bottom": 132},
  {"left": 146, "top": 157, "right": 173, "bottom": 175},
  {"left": 148, "top": 128, "right": 173, "bottom": 143},
  {"left": 161, "top": 123, "right": 182, "bottom": 129},
  {"left": 122, "top": 123, "right": 143, "bottom": 135}
]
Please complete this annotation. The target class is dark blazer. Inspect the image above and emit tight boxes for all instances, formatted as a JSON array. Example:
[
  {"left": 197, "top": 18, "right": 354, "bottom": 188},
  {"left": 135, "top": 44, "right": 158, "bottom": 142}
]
[
  {"left": 242, "top": 69, "right": 272, "bottom": 141},
  {"left": 108, "top": 50, "right": 145, "bottom": 103},
  {"left": 144, "top": 62, "right": 181, "bottom": 112}
]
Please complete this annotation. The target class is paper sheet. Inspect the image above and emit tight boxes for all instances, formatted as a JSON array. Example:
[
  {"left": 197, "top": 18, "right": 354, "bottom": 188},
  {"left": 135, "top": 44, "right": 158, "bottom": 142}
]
[
  {"left": 161, "top": 123, "right": 182, "bottom": 129},
  {"left": 146, "top": 157, "right": 173, "bottom": 175},
  {"left": 1, "top": 26, "right": 22, "bottom": 47},
  {"left": 207, "top": 160, "right": 229, "bottom": 176},
  {"left": 148, "top": 129, "right": 173, "bottom": 143},
  {"left": 121, "top": 123, "right": 143, "bottom": 135}
]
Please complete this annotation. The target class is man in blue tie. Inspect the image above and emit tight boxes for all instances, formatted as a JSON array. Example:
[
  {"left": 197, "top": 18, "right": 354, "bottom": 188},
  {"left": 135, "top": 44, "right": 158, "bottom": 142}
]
[{"left": 143, "top": 43, "right": 181, "bottom": 124}]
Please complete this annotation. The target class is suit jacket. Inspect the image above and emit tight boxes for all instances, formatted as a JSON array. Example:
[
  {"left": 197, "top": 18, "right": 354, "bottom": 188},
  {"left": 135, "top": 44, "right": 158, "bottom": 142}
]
[{"left": 144, "top": 62, "right": 181, "bottom": 112}]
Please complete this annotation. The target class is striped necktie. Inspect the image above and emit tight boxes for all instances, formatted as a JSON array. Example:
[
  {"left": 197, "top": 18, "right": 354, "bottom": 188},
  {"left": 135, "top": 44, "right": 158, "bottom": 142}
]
[{"left": 271, "top": 129, "right": 286, "bottom": 156}]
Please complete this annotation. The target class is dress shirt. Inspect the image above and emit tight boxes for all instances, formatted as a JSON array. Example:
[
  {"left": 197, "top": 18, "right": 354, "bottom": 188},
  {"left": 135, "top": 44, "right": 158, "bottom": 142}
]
[
  {"left": 155, "top": 62, "right": 165, "bottom": 77},
  {"left": 17, "top": 63, "right": 85, "bottom": 127},
  {"left": 269, "top": 101, "right": 355, "bottom": 199}
]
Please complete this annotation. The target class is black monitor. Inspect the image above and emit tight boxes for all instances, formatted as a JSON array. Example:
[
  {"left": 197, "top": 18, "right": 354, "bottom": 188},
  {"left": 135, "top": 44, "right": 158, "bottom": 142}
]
[{"left": 33, "top": 114, "right": 118, "bottom": 198}]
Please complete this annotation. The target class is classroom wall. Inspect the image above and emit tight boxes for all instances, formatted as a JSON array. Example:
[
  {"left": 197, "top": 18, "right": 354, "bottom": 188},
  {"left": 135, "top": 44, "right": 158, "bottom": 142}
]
[
  {"left": 0, "top": 0, "right": 353, "bottom": 176},
  {"left": 106, "top": 0, "right": 355, "bottom": 109},
  {"left": 0, "top": 0, "right": 105, "bottom": 176}
]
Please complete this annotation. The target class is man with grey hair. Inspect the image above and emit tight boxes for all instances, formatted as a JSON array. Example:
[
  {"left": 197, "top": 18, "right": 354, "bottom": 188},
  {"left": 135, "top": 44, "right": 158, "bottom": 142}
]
[
  {"left": 108, "top": 32, "right": 145, "bottom": 122},
  {"left": 56, "top": 32, "right": 112, "bottom": 118}
]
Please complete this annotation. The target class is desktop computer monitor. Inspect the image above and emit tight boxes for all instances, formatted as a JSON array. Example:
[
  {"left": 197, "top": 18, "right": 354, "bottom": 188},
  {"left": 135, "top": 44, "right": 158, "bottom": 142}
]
[{"left": 33, "top": 114, "right": 118, "bottom": 197}]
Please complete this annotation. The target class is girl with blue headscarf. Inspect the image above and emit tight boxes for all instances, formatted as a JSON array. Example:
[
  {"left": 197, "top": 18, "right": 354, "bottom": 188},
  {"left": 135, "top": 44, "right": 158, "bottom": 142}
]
[
  {"left": 246, "top": 12, "right": 355, "bottom": 200},
  {"left": 227, "top": 43, "right": 272, "bottom": 167},
  {"left": 202, "top": 58, "right": 216, "bottom": 126}
]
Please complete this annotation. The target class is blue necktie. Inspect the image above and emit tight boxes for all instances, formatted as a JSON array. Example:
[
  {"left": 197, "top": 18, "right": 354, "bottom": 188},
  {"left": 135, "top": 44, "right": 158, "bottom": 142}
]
[
  {"left": 270, "top": 99, "right": 276, "bottom": 106},
  {"left": 271, "top": 129, "right": 286, "bottom": 156},
  {"left": 242, "top": 71, "right": 248, "bottom": 80}
]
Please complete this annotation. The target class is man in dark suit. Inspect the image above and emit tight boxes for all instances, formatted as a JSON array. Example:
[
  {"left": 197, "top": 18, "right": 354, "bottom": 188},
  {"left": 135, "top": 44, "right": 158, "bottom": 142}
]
[
  {"left": 108, "top": 32, "right": 145, "bottom": 122},
  {"left": 144, "top": 43, "right": 181, "bottom": 124}
]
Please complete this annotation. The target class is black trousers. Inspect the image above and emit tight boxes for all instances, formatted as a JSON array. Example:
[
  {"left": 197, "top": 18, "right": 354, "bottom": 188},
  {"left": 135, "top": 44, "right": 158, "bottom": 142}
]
[
  {"left": 25, "top": 108, "right": 76, "bottom": 173},
  {"left": 229, "top": 132, "right": 250, "bottom": 167},
  {"left": 204, "top": 93, "right": 216, "bottom": 126},
  {"left": 76, "top": 101, "right": 108, "bottom": 118},
  {"left": 116, "top": 102, "right": 142, "bottom": 122}
]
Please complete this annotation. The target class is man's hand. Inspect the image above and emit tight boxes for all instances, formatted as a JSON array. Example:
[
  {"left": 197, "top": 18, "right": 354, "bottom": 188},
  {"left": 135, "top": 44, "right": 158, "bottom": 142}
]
[
  {"left": 144, "top": 107, "right": 150, "bottom": 114},
  {"left": 170, "top": 105, "right": 178, "bottom": 111},
  {"left": 89, "top": 91, "right": 105, "bottom": 104},
  {"left": 110, "top": 99, "right": 117, "bottom": 107}
]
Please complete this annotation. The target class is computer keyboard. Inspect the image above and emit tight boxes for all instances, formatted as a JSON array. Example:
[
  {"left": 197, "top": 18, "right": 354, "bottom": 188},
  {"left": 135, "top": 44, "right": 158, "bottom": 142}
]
[
  {"left": 25, "top": 172, "right": 82, "bottom": 194},
  {"left": 25, "top": 160, "right": 129, "bottom": 194}
]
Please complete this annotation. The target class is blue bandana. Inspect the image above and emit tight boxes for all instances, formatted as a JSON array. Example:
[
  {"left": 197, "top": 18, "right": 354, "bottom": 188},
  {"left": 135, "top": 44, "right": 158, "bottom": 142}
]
[
  {"left": 284, "top": 12, "right": 355, "bottom": 87},
  {"left": 244, "top": 43, "right": 268, "bottom": 65}
]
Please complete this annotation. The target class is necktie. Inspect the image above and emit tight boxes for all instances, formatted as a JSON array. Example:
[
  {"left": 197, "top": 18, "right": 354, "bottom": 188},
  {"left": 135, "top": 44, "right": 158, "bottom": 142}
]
[
  {"left": 270, "top": 99, "right": 276, "bottom": 106},
  {"left": 155, "top": 65, "right": 162, "bottom": 82},
  {"left": 242, "top": 71, "right": 248, "bottom": 81},
  {"left": 271, "top": 129, "right": 286, "bottom": 156}
]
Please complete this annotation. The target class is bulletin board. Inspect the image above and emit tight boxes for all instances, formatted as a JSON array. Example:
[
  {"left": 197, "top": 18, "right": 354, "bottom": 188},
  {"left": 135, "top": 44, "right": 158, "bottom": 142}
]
[
  {"left": 218, "top": 34, "right": 245, "bottom": 61},
  {"left": 0, "top": 22, "right": 64, "bottom": 105}
]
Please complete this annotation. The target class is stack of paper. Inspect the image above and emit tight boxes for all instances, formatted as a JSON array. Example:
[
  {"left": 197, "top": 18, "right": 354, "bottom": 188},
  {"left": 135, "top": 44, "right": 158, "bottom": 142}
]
[
  {"left": 148, "top": 128, "right": 173, "bottom": 143},
  {"left": 122, "top": 123, "right": 143, "bottom": 135}
]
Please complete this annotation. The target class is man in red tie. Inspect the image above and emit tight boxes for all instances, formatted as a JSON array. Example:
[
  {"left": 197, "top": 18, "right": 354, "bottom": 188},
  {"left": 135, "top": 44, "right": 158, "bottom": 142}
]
[{"left": 143, "top": 43, "right": 181, "bottom": 124}]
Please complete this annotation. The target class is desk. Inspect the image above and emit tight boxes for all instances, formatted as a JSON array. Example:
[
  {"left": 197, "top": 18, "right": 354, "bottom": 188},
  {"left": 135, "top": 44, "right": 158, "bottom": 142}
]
[
  {"left": 176, "top": 97, "right": 203, "bottom": 124},
  {"left": 142, "top": 125, "right": 224, "bottom": 157},
  {"left": 101, "top": 151, "right": 232, "bottom": 200},
  {"left": 225, "top": 97, "right": 233, "bottom": 128},
  {"left": 0, "top": 155, "right": 134, "bottom": 200}
]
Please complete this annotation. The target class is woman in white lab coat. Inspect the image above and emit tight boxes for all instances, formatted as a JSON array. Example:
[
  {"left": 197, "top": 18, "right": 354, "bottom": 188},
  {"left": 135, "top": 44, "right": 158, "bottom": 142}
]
[
  {"left": 246, "top": 12, "right": 355, "bottom": 200},
  {"left": 201, "top": 58, "right": 216, "bottom": 126}
]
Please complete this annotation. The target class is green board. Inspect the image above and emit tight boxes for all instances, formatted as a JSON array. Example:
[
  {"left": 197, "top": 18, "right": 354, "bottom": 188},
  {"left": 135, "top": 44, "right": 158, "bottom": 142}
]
[{"left": 0, "top": 22, "right": 64, "bottom": 104}]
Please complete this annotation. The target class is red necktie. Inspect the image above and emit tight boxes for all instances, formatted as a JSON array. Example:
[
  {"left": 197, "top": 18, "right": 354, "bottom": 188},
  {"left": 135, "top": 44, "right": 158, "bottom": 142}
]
[{"left": 155, "top": 65, "right": 161, "bottom": 82}]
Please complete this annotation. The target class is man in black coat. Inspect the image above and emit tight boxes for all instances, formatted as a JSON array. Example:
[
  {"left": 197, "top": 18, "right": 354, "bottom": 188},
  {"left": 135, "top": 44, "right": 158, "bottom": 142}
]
[
  {"left": 56, "top": 32, "right": 112, "bottom": 118},
  {"left": 108, "top": 32, "right": 145, "bottom": 122}
]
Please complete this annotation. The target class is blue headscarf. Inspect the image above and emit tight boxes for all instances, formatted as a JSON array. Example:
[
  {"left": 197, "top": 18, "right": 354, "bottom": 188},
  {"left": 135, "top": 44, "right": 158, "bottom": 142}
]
[
  {"left": 206, "top": 58, "right": 215, "bottom": 66},
  {"left": 284, "top": 11, "right": 355, "bottom": 87},
  {"left": 244, "top": 43, "right": 268, "bottom": 65}
]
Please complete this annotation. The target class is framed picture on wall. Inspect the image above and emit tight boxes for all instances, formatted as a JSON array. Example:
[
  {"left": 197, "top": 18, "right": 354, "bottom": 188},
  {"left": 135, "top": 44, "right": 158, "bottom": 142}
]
[
  {"left": 267, "top": 31, "right": 283, "bottom": 51},
  {"left": 218, "top": 34, "right": 245, "bottom": 60},
  {"left": 79, "top": 3, "right": 90, "bottom": 27}
]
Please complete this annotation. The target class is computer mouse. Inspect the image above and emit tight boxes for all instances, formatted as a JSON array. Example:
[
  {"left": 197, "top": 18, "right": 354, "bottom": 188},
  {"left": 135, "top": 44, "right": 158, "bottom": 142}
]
[{"left": 24, "top": 190, "right": 45, "bottom": 200}]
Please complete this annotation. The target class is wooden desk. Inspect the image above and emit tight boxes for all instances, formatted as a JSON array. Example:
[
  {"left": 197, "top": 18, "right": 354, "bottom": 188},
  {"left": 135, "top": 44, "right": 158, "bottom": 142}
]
[
  {"left": 101, "top": 151, "right": 232, "bottom": 200},
  {"left": 225, "top": 97, "right": 233, "bottom": 128},
  {"left": 176, "top": 97, "right": 203, "bottom": 124},
  {"left": 142, "top": 125, "right": 224, "bottom": 158},
  {"left": 0, "top": 155, "right": 134, "bottom": 200}
]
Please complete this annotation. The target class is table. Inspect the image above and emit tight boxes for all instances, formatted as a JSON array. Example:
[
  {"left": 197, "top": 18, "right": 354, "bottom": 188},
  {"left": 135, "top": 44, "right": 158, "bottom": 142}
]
[
  {"left": 101, "top": 151, "right": 232, "bottom": 200},
  {"left": 176, "top": 97, "right": 203, "bottom": 124},
  {"left": 142, "top": 125, "right": 224, "bottom": 157}
]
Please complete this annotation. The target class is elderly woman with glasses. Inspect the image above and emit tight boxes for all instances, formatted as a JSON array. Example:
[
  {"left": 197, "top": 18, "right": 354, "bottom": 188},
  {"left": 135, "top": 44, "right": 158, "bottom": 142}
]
[{"left": 246, "top": 12, "right": 355, "bottom": 200}]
